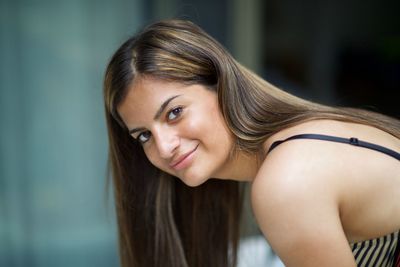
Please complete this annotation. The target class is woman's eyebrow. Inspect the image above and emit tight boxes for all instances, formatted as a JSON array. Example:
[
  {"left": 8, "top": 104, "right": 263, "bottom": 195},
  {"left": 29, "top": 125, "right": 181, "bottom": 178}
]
[
  {"left": 128, "top": 94, "right": 181, "bottom": 135},
  {"left": 153, "top": 94, "right": 181, "bottom": 120},
  {"left": 129, "top": 127, "right": 146, "bottom": 135}
]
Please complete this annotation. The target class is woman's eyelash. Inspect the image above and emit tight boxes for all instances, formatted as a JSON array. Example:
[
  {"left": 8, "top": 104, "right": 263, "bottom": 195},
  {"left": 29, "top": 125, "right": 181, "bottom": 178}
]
[
  {"left": 167, "top": 106, "right": 183, "bottom": 121},
  {"left": 137, "top": 131, "right": 151, "bottom": 144}
]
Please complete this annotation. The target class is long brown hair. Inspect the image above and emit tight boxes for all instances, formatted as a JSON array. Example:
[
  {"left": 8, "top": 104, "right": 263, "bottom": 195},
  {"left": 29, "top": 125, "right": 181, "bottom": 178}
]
[{"left": 104, "top": 19, "right": 400, "bottom": 267}]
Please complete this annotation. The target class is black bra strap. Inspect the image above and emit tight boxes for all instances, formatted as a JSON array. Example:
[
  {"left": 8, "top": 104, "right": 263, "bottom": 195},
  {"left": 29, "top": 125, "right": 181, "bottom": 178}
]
[{"left": 268, "top": 134, "right": 400, "bottom": 161}]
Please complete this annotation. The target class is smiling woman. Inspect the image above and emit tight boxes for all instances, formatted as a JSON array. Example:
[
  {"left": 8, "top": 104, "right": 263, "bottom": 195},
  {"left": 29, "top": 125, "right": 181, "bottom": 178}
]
[
  {"left": 117, "top": 78, "right": 237, "bottom": 187},
  {"left": 103, "top": 20, "right": 400, "bottom": 267}
]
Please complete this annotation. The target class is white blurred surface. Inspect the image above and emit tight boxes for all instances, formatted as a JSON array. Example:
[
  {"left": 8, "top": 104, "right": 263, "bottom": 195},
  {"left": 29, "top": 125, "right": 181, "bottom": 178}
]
[{"left": 238, "top": 236, "right": 285, "bottom": 267}]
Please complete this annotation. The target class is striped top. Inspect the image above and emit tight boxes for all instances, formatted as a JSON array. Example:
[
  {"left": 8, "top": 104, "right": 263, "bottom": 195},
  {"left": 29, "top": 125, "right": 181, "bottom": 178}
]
[{"left": 350, "top": 230, "right": 399, "bottom": 267}]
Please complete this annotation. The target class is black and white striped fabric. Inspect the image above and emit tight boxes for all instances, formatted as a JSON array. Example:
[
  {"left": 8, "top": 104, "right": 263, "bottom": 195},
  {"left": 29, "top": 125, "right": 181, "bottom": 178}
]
[{"left": 350, "top": 230, "right": 399, "bottom": 267}]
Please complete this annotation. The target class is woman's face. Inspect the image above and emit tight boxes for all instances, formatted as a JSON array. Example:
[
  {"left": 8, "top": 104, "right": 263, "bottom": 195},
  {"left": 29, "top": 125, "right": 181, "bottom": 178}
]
[{"left": 117, "top": 77, "right": 235, "bottom": 187}]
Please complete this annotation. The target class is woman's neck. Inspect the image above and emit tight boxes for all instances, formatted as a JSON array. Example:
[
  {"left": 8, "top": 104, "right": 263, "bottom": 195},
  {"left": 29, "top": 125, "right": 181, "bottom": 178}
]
[{"left": 212, "top": 148, "right": 263, "bottom": 182}]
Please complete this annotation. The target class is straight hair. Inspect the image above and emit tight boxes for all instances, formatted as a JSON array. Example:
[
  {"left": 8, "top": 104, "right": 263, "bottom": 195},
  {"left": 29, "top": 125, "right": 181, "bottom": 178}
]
[{"left": 104, "top": 19, "right": 400, "bottom": 267}]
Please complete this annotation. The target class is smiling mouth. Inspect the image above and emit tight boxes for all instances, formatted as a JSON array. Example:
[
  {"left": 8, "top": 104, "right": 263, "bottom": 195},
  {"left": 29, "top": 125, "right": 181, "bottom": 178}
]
[{"left": 170, "top": 145, "right": 199, "bottom": 170}]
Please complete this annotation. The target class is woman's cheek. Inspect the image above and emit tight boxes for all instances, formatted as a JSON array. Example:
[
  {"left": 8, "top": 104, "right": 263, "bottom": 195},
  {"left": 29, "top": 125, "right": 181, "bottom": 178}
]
[
  {"left": 144, "top": 147, "right": 161, "bottom": 169},
  {"left": 181, "top": 114, "right": 204, "bottom": 137}
]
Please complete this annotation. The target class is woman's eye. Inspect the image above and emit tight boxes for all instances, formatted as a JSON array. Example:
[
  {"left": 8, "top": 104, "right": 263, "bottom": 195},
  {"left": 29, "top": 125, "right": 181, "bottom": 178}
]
[
  {"left": 167, "top": 107, "right": 183, "bottom": 121},
  {"left": 137, "top": 131, "right": 151, "bottom": 144}
]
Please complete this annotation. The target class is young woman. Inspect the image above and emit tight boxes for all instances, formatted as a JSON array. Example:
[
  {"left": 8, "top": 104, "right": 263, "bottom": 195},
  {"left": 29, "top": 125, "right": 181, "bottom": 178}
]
[{"left": 104, "top": 19, "right": 400, "bottom": 267}]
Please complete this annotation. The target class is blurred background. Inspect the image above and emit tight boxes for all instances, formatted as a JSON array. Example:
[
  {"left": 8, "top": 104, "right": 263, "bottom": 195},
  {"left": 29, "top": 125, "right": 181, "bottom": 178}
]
[{"left": 0, "top": 0, "right": 399, "bottom": 266}]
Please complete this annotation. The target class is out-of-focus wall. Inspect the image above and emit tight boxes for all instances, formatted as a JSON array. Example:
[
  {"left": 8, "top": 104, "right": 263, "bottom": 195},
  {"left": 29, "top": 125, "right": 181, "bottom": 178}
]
[
  {"left": 258, "top": 0, "right": 400, "bottom": 117},
  {"left": 0, "top": 1, "right": 145, "bottom": 266},
  {"left": 1, "top": 0, "right": 398, "bottom": 266}
]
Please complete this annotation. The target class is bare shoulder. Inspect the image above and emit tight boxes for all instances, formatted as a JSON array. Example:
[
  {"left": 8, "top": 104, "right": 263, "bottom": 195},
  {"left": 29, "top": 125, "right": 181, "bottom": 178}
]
[
  {"left": 253, "top": 119, "right": 400, "bottom": 259},
  {"left": 251, "top": 144, "right": 356, "bottom": 266},
  {"left": 254, "top": 135, "right": 346, "bottom": 200},
  {"left": 251, "top": 141, "right": 343, "bottom": 222}
]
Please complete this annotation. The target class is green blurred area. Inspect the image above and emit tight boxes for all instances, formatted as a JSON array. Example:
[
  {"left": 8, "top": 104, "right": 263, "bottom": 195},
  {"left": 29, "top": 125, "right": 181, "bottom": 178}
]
[{"left": 0, "top": 1, "right": 144, "bottom": 266}]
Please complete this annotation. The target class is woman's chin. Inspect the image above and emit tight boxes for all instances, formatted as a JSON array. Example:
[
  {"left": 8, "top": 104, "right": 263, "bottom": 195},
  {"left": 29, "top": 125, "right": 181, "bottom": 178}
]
[{"left": 179, "top": 172, "right": 209, "bottom": 187}]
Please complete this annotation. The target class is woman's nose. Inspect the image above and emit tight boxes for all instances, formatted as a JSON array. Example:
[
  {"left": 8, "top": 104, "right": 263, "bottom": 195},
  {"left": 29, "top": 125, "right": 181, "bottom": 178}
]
[{"left": 152, "top": 127, "right": 179, "bottom": 159}]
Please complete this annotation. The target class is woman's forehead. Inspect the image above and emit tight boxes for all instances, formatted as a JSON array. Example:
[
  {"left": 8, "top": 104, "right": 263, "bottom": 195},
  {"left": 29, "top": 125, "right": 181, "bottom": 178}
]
[
  {"left": 125, "top": 78, "right": 186, "bottom": 106},
  {"left": 117, "top": 78, "right": 188, "bottom": 125},
  {"left": 125, "top": 77, "right": 213, "bottom": 105},
  {"left": 117, "top": 78, "right": 217, "bottom": 125}
]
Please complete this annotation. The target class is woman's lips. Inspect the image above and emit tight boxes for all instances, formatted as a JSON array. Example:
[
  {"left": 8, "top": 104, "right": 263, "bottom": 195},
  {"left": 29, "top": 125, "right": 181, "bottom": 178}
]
[{"left": 170, "top": 145, "right": 198, "bottom": 171}]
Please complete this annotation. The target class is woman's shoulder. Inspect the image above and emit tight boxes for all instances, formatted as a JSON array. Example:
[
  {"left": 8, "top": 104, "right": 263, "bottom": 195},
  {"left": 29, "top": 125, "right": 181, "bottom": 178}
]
[
  {"left": 253, "top": 118, "right": 400, "bottom": 244},
  {"left": 255, "top": 118, "right": 399, "bottom": 208},
  {"left": 252, "top": 120, "right": 346, "bottom": 224},
  {"left": 253, "top": 130, "right": 343, "bottom": 205},
  {"left": 251, "top": 132, "right": 356, "bottom": 266},
  {"left": 257, "top": 120, "right": 352, "bottom": 190}
]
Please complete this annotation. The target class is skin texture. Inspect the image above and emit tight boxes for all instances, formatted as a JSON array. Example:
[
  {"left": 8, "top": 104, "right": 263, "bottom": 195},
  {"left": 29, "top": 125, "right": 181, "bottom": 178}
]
[
  {"left": 117, "top": 77, "right": 257, "bottom": 187},
  {"left": 252, "top": 140, "right": 357, "bottom": 266},
  {"left": 118, "top": 77, "right": 400, "bottom": 266}
]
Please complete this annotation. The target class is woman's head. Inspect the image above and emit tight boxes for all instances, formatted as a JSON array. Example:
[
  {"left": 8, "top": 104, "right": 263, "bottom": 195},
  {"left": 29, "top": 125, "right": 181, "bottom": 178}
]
[
  {"left": 104, "top": 19, "right": 247, "bottom": 186},
  {"left": 117, "top": 76, "right": 235, "bottom": 187}
]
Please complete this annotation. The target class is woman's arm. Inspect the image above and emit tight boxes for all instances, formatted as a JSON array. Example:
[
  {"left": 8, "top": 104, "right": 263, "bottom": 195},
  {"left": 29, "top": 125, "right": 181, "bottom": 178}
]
[{"left": 251, "top": 147, "right": 357, "bottom": 267}]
